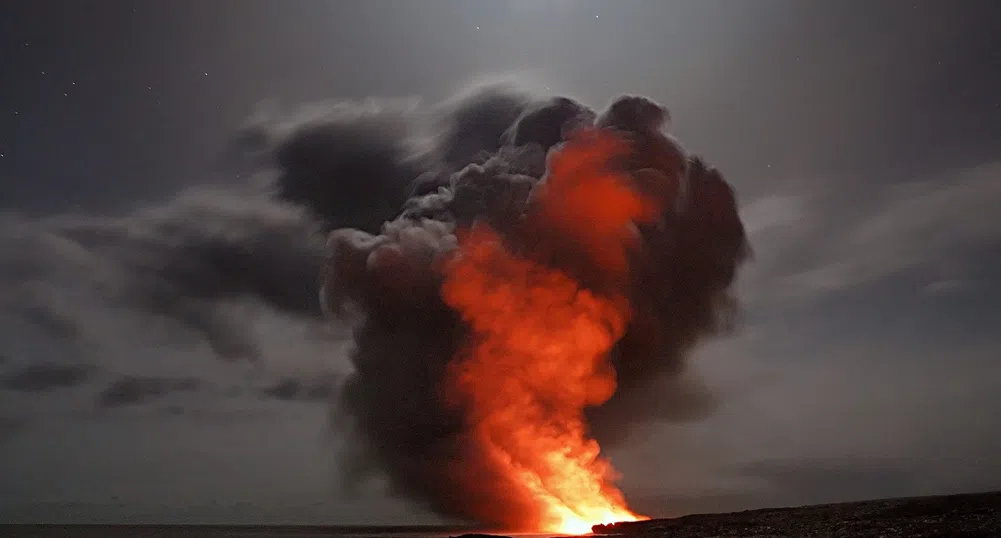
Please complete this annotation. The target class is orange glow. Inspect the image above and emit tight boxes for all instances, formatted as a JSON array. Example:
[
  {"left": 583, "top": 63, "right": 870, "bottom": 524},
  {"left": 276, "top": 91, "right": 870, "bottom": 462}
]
[
  {"left": 530, "top": 128, "right": 662, "bottom": 280},
  {"left": 440, "top": 130, "right": 653, "bottom": 533}
]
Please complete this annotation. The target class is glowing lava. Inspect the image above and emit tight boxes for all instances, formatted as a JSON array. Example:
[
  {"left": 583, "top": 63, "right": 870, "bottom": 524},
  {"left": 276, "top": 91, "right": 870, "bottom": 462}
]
[{"left": 440, "top": 130, "right": 655, "bottom": 533}]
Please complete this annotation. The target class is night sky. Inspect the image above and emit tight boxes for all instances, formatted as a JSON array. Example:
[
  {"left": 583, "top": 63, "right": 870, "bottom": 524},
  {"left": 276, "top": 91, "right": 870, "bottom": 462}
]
[{"left": 2, "top": 0, "right": 1001, "bottom": 525}]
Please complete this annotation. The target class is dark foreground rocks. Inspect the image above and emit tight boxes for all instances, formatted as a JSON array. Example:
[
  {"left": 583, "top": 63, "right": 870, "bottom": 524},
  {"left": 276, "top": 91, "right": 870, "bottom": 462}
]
[{"left": 593, "top": 491, "right": 1001, "bottom": 538}]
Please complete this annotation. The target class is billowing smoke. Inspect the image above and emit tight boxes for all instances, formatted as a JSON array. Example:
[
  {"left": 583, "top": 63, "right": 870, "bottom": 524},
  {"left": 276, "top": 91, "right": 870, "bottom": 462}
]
[
  {"left": 0, "top": 82, "right": 747, "bottom": 527},
  {"left": 317, "top": 85, "right": 749, "bottom": 528}
]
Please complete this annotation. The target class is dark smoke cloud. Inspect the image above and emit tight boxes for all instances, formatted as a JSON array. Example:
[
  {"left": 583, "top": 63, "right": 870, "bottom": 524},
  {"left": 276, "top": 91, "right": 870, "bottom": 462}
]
[
  {"left": 319, "top": 88, "right": 748, "bottom": 525},
  {"left": 1, "top": 81, "right": 746, "bottom": 526},
  {"left": 0, "top": 83, "right": 548, "bottom": 427},
  {"left": 0, "top": 191, "right": 326, "bottom": 374},
  {"left": 432, "top": 83, "right": 541, "bottom": 169},
  {"left": 0, "top": 104, "right": 430, "bottom": 410},
  {"left": 239, "top": 99, "right": 426, "bottom": 234}
]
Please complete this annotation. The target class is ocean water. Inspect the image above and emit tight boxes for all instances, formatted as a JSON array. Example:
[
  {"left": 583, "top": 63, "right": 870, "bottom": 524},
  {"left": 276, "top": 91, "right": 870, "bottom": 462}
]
[{"left": 0, "top": 525, "right": 560, "bottom": 538}]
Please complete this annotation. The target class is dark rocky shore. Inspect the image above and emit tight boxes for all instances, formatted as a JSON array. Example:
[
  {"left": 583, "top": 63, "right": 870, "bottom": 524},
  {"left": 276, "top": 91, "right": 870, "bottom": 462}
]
[
  {"left": 4, "top": 492, "right": 999, "bottom": 537},
  {"left": 592, "top": 491, "right": 1001, "bottom": 538}
]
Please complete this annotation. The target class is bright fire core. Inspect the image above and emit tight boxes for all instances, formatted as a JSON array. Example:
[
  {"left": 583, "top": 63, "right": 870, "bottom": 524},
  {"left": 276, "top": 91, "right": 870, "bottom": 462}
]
[{"left": 440, "top": 131, "right": 654, "bottom": 534}]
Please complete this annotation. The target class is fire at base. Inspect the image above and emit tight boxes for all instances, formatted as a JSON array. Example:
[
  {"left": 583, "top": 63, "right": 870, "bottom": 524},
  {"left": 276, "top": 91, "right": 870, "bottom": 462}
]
[
  {"left": 440, "top": 131, "right": 658, "bottom": 533},
  {"left": 318, "top": 90, "right": 748, "bottom": 535},
  {"left": 441, "top": 226, "right": 645, "bottom": 534}
]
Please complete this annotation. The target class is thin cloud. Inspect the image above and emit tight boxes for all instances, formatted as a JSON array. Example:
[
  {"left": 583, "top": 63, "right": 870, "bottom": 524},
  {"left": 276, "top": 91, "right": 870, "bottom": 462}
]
[
  {"left": 96, "top": 376, "right": 202, "bottom": 408},
  {"left": 0, "top": 362, "right": 91, "bottom": 392},
  {"left": 259, "top": 374, "right": 339, "bottom": 403},
  {"left": 740, "top": 160, "right": 1001, "bottom": 303}
]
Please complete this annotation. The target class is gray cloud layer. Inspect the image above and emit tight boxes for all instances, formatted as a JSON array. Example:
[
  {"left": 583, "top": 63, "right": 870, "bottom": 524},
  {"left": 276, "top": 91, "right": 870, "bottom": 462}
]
[{"left": 741, "top": 161, "right": 1001, "bottom": 303}]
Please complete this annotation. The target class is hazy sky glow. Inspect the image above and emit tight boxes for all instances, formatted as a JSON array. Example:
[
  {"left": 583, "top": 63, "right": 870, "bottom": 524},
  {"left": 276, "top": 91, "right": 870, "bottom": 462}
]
[{"left": 1, "top": 0, "right": 1000, "bottom": 525}]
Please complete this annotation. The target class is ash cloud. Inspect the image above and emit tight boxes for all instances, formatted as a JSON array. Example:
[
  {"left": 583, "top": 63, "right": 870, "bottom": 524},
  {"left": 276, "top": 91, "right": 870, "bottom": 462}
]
[
  {"left": 0, "top": 191, "right": 325, "bottom": 375},
  {"left": 0, "top": 94, "right": 442, "bottom": 416},
  {"left": 0, "top": 82, "right": 747, "bottom": 526},
  {"left": 238, "top": 99, "right": 426, "bottom": 234},
  {"left": 0, "top": 86, "right": 469, "bottom": 393},
  {"left": 320, "top": 87, "right": 748, "bottom": 525}
]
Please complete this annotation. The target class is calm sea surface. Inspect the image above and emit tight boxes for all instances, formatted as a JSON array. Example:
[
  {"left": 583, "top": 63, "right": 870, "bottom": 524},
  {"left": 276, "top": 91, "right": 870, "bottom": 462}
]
[{"left": 0, "top": 526, "right": 561, "bottom": 538}]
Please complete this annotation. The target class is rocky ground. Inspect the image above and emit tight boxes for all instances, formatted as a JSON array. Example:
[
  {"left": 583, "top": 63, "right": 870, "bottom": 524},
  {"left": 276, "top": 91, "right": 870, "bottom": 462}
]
[
  {"left": 590, "top": 491, "right": 1001, "bottom": 538},
  {"left": 5, "top": 492, "right": 999, "bottom": 537}
]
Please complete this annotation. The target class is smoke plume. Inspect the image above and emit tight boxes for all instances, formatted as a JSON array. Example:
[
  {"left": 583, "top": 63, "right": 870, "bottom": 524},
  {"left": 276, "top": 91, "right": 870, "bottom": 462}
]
[
  {"left": 0, "top": 82, "right": 747, "bottom": 528},
  {"left": 318, "top": 86, "right": 749, "bottom": 529}
]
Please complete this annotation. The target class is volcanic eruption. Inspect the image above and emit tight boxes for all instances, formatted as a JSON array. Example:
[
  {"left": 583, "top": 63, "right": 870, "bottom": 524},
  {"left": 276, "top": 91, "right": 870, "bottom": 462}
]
[{"left": 317, "top": 90, "right": 749, "bottom": 532}]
